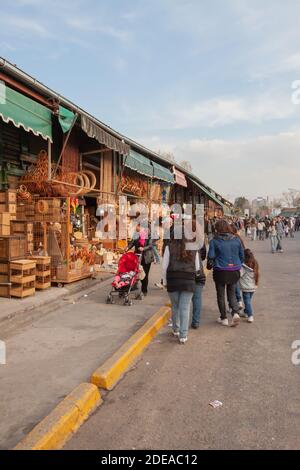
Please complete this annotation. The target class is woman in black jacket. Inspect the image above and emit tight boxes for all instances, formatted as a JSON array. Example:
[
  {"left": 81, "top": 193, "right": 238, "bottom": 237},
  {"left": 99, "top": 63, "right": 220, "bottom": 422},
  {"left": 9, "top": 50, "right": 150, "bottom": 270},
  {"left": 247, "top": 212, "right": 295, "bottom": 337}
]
[{"left": 162, "top": 233, "right": 199, "bottom": 344}]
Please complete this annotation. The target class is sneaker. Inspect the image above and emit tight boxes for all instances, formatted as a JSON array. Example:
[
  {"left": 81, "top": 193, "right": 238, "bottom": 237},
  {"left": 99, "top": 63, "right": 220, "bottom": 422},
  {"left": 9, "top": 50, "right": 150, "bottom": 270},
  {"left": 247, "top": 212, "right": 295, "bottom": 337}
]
[
  {"left": 247, "top": 316, "right": 254, "bottom": 323},
  {"left": 172, "top": 331, "right": 180, "bottom": 337},
  {"left": 154, "top": 282, "right": 164, "bottom": 289},
  {"left": 238, "top": 301, "right": 243, "bottom": 308},
  {"left": 179, "top": 337, "right": 188, "bottom": 344},
  {"left": 191, "top": 323, "right": 199, "bottom": 330},
  {"left": 231, "top": 313, "right": 240, "bottom": 327},
  {"left": 239, "top": 311, "right": 248, "bottom": 318},
  {"left": 217, "top": 318, "right": 229, "bottom": 326}
]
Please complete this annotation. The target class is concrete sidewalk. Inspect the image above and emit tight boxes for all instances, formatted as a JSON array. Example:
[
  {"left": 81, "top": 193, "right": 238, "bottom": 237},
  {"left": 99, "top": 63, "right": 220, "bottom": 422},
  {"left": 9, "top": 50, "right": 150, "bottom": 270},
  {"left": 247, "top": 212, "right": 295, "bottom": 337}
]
[
  {"left": 0, "top": 264, "right": 168, "bottom": 450},
  {"left": 0, "top": 272, "right": 113, "bottom": 336}
]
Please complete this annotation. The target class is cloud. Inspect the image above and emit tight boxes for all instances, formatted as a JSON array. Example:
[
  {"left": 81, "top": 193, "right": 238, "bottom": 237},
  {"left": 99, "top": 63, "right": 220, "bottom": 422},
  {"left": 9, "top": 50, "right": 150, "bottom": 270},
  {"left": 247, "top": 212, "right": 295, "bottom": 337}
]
[
  {"left": 124, "top": 89, "right": 298, "bottom": 133},
  {"left": 138, "top": 131, "right": 300, "bottom": 200},
  {"left": 66, "top": 17, "right": 132, "bottom": 42},
  {"left": 0, "top": 15, "right": 50, "bottom": 38}
]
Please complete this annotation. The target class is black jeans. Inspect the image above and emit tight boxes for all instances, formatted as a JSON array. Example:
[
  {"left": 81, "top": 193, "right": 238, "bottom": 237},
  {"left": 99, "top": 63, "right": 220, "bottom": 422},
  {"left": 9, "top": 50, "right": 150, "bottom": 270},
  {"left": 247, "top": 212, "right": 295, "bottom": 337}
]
[
  {"left": 141, "top": 261, "right": 151, "bottom": 294},
  {"left": 215, "top": 283, "right": 240, "bottom": 319}
]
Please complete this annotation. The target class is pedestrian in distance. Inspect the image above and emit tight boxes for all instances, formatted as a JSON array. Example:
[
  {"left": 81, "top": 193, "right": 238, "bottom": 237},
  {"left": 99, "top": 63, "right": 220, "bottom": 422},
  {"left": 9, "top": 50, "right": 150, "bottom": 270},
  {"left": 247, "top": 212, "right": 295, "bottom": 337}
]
[
  {"left": 240, "top": 249, "right": 259, "bottom": 323},
  {"left": 269, "top": 220, "right": 278, "bottom": 253},
  {"left": 207, "top": 219, "right": 244, "bottom": 327}
]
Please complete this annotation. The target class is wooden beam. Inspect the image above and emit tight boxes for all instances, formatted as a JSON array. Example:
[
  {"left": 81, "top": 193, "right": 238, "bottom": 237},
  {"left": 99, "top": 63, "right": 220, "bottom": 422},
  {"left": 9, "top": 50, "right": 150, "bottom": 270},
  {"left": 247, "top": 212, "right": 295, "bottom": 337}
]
[
  {"left": 0, "top": 72, "right": 55, "bottom": 109},
  {"left": 81, "top": 148, "right": 111, "bottom": 156}
]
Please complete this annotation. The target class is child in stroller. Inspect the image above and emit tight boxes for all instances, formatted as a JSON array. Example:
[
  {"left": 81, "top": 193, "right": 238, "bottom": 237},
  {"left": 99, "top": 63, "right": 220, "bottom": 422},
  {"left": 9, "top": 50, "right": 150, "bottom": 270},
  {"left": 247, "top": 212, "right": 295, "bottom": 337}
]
[{"left": 106, "top": 252, "right": 144, "bottom": 306}]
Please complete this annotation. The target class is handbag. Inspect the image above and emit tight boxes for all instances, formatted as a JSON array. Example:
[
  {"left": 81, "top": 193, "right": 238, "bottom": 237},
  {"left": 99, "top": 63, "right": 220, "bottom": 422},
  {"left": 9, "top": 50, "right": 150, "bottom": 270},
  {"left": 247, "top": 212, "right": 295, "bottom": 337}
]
[{"left": 143, "top": 246, "right": 155, "bottom": 265}]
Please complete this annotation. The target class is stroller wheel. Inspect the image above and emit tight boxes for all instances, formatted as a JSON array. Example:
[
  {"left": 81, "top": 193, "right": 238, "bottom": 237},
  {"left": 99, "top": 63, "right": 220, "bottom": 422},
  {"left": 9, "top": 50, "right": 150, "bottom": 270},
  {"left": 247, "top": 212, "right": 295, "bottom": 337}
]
[{"left": 106, "top": 294, "right": 114, "bottom": 304}]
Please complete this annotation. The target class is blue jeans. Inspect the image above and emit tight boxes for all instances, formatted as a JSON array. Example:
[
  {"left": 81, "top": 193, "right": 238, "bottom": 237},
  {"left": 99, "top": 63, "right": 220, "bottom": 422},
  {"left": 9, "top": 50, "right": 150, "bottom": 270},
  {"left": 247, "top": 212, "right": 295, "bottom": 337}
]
[
  {"left": 242, "top": 292, "right": 254, "bottom": 317},
  {"left": 235, "top": 283, "right": 242, "bottom": 302},
  {"left": 152, "top": 245, "right": 161, "bottom": 263},
  {"left": 192, "top": 284, "right": 203, "bottom": 326},
  {"left": 168, "top": 291, "right": 194, "bottom": 338},
  {"left": 270, "top": 235, "right": 277, "bottom": 252}
]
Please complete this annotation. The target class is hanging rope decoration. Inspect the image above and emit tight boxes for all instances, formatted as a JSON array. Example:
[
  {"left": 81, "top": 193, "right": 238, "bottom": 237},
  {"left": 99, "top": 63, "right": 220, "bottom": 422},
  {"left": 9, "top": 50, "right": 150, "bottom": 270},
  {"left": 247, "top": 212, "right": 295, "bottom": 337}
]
[
  {"left": 20, "top": 150, "right": 98, "bottom": 196},
  {"left": 17, "top": 185, "right": 32, "bottom": 202}
]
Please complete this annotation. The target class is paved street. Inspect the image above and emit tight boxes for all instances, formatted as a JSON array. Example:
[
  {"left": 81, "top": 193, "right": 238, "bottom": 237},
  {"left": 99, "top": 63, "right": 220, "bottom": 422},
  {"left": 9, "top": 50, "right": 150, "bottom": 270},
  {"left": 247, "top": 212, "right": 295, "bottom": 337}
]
[{"left": 65, "top": 234, "right": 300, "bottom": 450}]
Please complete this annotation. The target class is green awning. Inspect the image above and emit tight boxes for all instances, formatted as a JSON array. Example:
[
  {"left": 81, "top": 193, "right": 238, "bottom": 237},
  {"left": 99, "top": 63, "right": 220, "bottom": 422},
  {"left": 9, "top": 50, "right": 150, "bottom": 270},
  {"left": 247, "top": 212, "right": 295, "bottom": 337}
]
[
  {"left": 152, "top": 161, "right": 174, "bottom": 184},
  {"left": 59, "top": 105, "right": 76, "bottom": 133},
  {"left": 0, "top": 83, "right": 52, "bottom": 141},
  {"left": 192, "top": 179, "right": 231, "bottom": 213},
  {"left": 223, "top": 205, "right": 233, "bottom": 216},
  {"left": 124, "top": 150, "right": 153, "bottom": 177}
]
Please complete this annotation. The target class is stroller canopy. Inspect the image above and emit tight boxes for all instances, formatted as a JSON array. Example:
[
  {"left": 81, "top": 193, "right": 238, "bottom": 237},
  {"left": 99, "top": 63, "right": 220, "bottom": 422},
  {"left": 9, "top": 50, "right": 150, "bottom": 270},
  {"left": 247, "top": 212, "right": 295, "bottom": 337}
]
[{"left": 117, "top": 252, "right": 139, "bottom": 274}]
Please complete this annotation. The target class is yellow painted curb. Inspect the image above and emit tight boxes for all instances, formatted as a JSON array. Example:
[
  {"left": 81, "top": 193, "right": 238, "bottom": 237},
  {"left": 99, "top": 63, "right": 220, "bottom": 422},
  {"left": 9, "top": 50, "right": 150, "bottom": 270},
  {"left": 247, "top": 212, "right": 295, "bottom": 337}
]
[
  {"left": 14, "top": 383, "right": 102, "bottom": 450},
  {"left": 91, "top": 306, "right": 171, "bottom": 390}
]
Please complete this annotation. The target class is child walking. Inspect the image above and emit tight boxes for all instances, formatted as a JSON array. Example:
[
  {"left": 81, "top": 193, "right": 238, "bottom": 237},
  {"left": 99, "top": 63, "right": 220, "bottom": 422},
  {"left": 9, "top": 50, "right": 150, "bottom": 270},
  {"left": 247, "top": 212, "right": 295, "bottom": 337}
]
[{"left": 240, "top": 249, "right": 259, "bottom": 323}]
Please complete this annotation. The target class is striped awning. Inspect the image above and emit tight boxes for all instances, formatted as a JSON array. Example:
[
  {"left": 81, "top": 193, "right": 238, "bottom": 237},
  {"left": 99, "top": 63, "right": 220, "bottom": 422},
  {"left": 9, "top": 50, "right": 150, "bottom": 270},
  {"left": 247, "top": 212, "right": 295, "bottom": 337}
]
[
  {"left": 173, "top": 167, "right": 187, "bottom": 187},
  {"left": 81, "top": 115, "right": 129, "bottom": 156}
]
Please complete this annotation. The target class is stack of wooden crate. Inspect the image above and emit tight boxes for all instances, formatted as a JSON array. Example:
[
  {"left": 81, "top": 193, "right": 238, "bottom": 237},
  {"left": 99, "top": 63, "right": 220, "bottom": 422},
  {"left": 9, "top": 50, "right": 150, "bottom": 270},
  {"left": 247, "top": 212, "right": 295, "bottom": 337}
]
[
  {"left": 0, "top": 190, "right": 17, "bottom": 220},
  {"left": 0, "top": 213, "right": 11, "bottom": 236},
  {"left": 10, "top": 259, "right": 36, "bottom": 298},
  {"left": 0, "top": 235, "right": 26, "bottom": 298},
  {"left": 29, "top": 256, "right": 51, "bottom": 290},
  {"left": 11, "top": 221, "right": 34, "bottom": 254}
]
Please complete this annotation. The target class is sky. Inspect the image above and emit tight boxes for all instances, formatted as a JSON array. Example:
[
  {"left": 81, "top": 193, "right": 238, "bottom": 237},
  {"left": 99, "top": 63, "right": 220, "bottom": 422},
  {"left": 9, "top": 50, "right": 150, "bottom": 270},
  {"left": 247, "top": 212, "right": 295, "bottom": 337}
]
[{"left": 1, "top": 0, "right": 300, "bottom": 201}]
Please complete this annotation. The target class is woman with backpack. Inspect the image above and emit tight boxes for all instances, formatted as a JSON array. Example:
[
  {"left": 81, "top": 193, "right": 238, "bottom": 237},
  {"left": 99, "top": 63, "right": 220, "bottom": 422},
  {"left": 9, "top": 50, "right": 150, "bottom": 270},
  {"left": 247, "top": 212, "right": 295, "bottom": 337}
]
[{"left": 162, "top": 228, "right": 199, "bottom": 344}]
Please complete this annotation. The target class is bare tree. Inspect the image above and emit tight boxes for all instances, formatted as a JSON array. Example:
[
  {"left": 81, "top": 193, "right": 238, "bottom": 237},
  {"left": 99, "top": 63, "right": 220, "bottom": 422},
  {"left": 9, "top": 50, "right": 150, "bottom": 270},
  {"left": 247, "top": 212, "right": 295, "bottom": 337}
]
[
  {"left": 157, "top": 150, "right": 176, "bottom": 162},
  {"left": 281, "top": 190, "right": 300, "bottom": 207},
  {"left": 179, "top": 160, "right": 192, "bottom": 172}
]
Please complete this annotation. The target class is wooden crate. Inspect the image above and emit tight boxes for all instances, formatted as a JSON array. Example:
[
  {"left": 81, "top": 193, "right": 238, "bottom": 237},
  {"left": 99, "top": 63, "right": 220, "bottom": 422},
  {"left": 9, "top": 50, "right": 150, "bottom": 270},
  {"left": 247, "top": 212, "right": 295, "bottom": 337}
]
[
  {"left": 7, "top": 190, "right": 17, "bottom": 204},
  {"left": 0, "top": 190, "right": 17, "bottom": 205},
  {"left": 10, "top": 259, "right": 36, "bottom": 298},
  {"left": 29, "top": 256, "right": 51, "bottom": 286},
  {"left": 0, "top": 285, "right": 11, "bottom": 298},
  {"left": 0, "top": 225, "right": 10, "bottom": 236},
  {"left": 7, "top": 204, "right": 16, "bottom": 214},
  {"left": 0, "top": 262, "right": 9, "bottom": 283},
  {"left": 0, "top": 212, "right": 11, "bottom": 236},
  {"left": 10, "top": 285, "right": 35, "bottom": 298},
  {"left": 0, "top": 261, "right": 11, "bottom": 297},
  {"left": 36, "top": 275, "right": 51, "bottom": 290},
  {"left": 0, "top": 236, "right": 26, "bottom": 261}
]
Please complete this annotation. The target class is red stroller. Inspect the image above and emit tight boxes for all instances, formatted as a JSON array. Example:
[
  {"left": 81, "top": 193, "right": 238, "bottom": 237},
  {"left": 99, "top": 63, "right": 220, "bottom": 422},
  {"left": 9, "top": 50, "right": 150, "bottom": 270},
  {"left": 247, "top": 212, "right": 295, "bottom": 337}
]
[{"left": 106, "top": 252, "right": 144, "bottom": 306}]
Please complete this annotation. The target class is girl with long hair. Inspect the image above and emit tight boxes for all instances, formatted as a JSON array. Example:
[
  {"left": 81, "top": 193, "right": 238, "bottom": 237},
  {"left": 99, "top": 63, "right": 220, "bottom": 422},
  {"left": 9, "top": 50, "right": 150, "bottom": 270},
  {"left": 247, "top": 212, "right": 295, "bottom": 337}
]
[{"left": 240, "top": 249, "right": 259, "bottom": 323}]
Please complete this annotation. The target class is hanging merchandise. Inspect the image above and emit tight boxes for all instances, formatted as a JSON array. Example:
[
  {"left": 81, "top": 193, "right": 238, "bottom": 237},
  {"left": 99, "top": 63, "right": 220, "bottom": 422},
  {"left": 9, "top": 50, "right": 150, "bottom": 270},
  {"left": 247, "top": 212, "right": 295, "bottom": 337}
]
[{"left": 70, "top": 197, "right": 79, "bottom": 214}]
